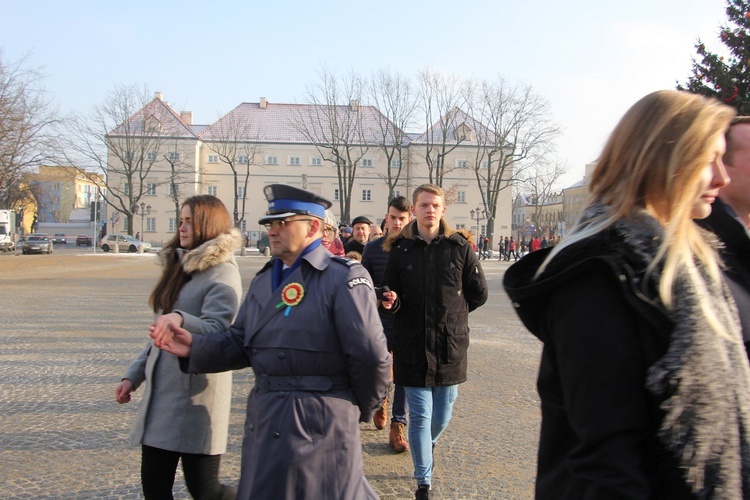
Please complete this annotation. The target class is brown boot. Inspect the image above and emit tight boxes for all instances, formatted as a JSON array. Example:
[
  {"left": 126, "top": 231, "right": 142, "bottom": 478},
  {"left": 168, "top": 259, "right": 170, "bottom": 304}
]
[
  {"left": 373, "top": 396, "right": 388, "bottom": 430},
  {"left": 389, "top": 422, "right": 409, "bottom": 453}
]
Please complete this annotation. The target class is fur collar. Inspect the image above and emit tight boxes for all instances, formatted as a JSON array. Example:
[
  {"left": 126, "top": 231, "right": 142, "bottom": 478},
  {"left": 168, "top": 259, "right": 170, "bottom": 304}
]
[
  {"left": 160, "top": 228, "right": 242, "bottom": 275},
  {"left": 382, "top": 219, "right": 471, "bottom": 252}
]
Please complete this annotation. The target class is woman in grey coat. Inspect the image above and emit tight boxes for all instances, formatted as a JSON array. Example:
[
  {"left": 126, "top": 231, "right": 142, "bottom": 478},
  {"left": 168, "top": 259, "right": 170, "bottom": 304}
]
[{"left": 115, "top": 195, "right": 243, "bottom": 499}]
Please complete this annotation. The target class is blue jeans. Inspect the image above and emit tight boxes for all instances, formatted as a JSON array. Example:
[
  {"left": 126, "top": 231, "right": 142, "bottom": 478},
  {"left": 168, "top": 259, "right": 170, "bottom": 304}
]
[{"left": 403, "top": 385, "right": 459, "bottom": 486}]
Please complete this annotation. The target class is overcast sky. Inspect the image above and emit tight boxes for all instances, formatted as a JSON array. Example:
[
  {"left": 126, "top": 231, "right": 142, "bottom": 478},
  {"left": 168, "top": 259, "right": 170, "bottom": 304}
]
[{"left": 2, "top": 0, "right": 728, "bottom": 188}]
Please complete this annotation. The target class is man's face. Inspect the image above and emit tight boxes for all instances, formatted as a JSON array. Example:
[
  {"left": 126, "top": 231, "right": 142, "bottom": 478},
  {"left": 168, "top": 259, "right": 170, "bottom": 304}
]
[
  {"left": 385, "top": 206, "right": 410, "bottom": 234},
  {"left": 412, "top": 191, "right": 445, "bottom": 230},
  {"left": 267, "top": 217, "right": 315, "bottom": 265},
  {"left": 352, "top": 222, "right": 370, "bottom": 244},
  {"left": 723, "top": 124, "right": 750, "bottom": 218}
]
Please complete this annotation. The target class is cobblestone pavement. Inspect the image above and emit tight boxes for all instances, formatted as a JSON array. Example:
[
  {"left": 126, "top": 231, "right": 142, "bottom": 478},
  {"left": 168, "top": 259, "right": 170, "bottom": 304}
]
[{"left": 0, "top": 251, "right": 540, "bottom": 499}]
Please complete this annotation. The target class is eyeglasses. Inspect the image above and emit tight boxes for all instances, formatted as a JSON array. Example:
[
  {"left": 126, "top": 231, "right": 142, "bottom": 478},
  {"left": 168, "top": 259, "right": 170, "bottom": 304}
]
[
  {"left": 324, "top": 226, "right": 336, "bottom": 235},
  {"left": 262, "top": 218, "right": 315, "bottom": 231}
]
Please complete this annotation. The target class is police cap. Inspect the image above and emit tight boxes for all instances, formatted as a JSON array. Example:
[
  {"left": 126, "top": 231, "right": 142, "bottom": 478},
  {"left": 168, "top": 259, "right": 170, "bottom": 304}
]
[{"left": 258, "top": 184, "right": 333, "bottom": 224}]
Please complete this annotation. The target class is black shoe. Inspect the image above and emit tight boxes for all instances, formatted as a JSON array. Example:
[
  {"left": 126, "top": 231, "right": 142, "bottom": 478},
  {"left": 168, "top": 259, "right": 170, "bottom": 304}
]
[{"left": 415, "top": 484, "right": 431, "bottom": 499}]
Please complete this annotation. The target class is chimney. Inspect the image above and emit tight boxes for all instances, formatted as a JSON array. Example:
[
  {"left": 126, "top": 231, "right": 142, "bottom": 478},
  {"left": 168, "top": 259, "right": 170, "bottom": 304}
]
[
  {"left": 259, "top": 97, "right": 267, "bottom": 109},
  {"left": 180, "top": 111, "right": 193, "bottom": 125},
  {"left": 350, "top": 99, "right": 359, "bottom": 112},
  {"left": 154, "top": 92, "right": 164, "bottom": 101}
]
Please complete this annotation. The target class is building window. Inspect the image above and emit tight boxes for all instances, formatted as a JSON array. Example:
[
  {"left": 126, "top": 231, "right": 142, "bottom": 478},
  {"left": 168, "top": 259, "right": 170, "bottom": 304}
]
[
  {"left": 169, "top": 184, "right": 179, "bottom": 197},
  {"left": 457, "top": 191, "right": 466, "bottom": 203},
  {"left": 266, "top": 155, "right": 278, "bottom": 165},
  {"left": 147, "top": 151, "right": 157, "bottom": 161},
  {"left": 288, "top": 156, "right": 300, "bottom": 166},
  {"left": 124, "top": 151, "right": 134, "bottom": 161},
  {"left": 310, "top": 157, "right": 322, "bottom": 166},
  {"left": 456, "top": 160, "right": 469, "bottom": 169},
  {"left": 123, "top": 183, "right": 130, "bottom": 195},
  {"left": 390, "top": 159, "right": 401, "bottom": 168},
  {"left": 207, "top": 185, "right": 217, "bottom": 196},
  {"left": 394, "top": 190, "right": 401, "bottom": 198},
  {"left": 146, "top": 183, "right": 157, "bottom": 196},
  {"left": 167, "top": 152, "right": 181, "bottom": 162},
  {"left": 480, "top": 160, "right": 489, "bottom": 169},
  {"left": 207, "top": 154, "right": 219, "bottom": 163},
  {"left": 168, "top": 218, "right": 177, "bottom": 233},
  {"left": 362, "top": 159, "right": 373, "bottom": 167},
  {"left": 456, "top": 223, "right": 466, "bottom": 230},
  {"left": 238, "top": 186, "right": 246, "bottom": 199},
  {"left": 240, "top": 220, "right": 247, "bottom": 232},
  {"left": 333, "top": 188, "right": 340, "bottom": 201},
  {"left": 237, "top": 155, "right": 249, "bottom": 164},
  {"left": 146, "top": 217, "right": 156, "bottom": 232},
  {"left": 362, "top": 189, "right": 372, "bottom": 202}
]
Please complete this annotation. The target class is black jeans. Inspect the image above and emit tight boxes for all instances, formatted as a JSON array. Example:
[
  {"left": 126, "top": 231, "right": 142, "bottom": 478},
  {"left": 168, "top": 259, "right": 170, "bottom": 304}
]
[{"left": 141, "top": 444, "right": 236, "bottom": 500}]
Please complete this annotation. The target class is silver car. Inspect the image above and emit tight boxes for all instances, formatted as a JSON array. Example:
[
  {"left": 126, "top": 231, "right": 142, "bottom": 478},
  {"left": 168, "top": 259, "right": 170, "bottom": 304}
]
[
  {"left": 22, "top": 235, "right": 53, "bottom": 254},
  {"left": 99, "top": 234, "right": 152, "bottom": 253}
]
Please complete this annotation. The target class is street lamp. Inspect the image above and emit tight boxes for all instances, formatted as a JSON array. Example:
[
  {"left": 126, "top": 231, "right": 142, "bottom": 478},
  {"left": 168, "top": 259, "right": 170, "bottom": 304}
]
[
  {"left": 139, "top": 202, "right": 151, "bottom": 241},
  {"left": 470, "top": 207, "right": 486, "bottom": 236}
]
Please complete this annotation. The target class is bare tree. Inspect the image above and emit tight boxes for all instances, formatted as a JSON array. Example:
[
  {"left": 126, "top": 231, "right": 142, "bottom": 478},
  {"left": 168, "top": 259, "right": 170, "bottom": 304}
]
[
  {"left": 465, "top": 76, "right": 560, "bottom": 248},
  {"left": 65, "top": 85, "right": 193, "bottom": 235},
  {"left": 161, "top": 140, "right": 197, "bottom": 225},
  {"left": 0, "top": 51, "right": 59, "bottom": 210},
  {"left": 522, "top": 160, "right": 568, "bottom": 238},
  {"left": 200, "top": 106, "right": 263, "bottom": 238},
  {"left": 292, "top": 68, "right": 370, "bottom": 223},
  {"left": 368, "top": 69, "right": 417, "bottom": 200},
  {"left": 415, "top": 68, "right": 468, "bottom": 187}
]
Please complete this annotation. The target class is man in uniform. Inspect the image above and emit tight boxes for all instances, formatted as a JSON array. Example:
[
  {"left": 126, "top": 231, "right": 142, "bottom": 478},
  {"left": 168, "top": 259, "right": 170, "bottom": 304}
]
[{"left": 152, "top": 184, "right": 391, "bottom": 499}]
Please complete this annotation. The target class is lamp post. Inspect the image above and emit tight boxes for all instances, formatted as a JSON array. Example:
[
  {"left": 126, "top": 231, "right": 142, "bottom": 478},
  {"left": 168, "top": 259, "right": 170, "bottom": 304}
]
[
  {"left": 139, "top": 202, "right": 151, "bottom": 241},
  {"left": 470, "top": 206, "right": 486, "bottom": 236}
]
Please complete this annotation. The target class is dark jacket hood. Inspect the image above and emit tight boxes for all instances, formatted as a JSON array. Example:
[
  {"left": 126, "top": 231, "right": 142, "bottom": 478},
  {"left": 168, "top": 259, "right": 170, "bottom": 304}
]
[{"left": 504, "top": 226, "right": 665, "bottom": 342}]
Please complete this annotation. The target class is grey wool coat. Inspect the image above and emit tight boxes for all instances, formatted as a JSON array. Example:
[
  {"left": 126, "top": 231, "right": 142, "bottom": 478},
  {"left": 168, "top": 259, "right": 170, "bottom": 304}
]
[
  {"left": 184, "top": 243, "right": 391, "bottom": 500},
  {"left": 123, "top": 230, "right": 243, "bottom": 455}
]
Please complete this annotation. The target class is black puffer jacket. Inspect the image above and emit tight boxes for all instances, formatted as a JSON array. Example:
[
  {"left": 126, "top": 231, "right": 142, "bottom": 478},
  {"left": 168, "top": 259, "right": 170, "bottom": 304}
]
[
  {"left": 362, "top": 235, "right": 394, "bottom": 335},
  {"left": 381, "top": 219, "right": 487, "bottom": 387}
]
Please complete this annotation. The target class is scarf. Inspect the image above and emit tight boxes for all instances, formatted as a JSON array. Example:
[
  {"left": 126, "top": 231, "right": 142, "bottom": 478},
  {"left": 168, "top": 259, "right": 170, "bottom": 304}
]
[{"left": 588, "top": 205, "right": 750, "bottom": 498}]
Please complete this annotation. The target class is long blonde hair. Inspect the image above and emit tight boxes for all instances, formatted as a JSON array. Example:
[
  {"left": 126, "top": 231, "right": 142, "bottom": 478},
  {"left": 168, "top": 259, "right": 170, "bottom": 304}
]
[{"left": 543, "top": 91, "right": 734, "bottom": 324}]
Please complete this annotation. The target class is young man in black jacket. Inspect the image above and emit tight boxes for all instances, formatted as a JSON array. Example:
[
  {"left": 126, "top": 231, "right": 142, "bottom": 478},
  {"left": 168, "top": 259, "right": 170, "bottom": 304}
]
[
  {"left": 380, "top": 184, "right": 488, "bottom": 499},
  {"left": 362, "top": 196, "right": 412, "bottom": 452}
]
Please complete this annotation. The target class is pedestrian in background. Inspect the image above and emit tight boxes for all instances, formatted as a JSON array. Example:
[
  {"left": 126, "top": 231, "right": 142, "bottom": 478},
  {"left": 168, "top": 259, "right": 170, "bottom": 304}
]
[
  {"left": 362, "top": 196, "right": 412, "bottom": 453},
  {"left": 321, "top": 210, "right": 345, "bottom": 256},
  {"left": 381, "top": 184, "right": 488, "bottom": 499},
  {"left": 115, "top": 195, "right": 243, "bottom": 499},
  {"left": 504, "top": 90, "right": 750, "bottom": 498},
  {"left": 345, "top": 216, "right": 372, "bottom": 254},
  {"left": 696, "top": 116, "right": 750, "bottom": 352},
  {"left": 152, "top": 185, "right": 391, "bottom": 499}
]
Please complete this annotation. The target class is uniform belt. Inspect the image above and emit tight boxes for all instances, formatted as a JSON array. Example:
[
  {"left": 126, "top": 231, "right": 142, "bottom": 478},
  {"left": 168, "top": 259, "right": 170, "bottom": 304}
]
[{"left": 255, "top": 374, "right": 350, "bottom": 393}]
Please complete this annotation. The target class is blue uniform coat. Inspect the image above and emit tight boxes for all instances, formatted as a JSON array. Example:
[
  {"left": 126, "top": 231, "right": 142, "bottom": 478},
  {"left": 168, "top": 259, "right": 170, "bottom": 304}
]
[{"left": 185, "top": 243, "right": 391, "bottom": 499}]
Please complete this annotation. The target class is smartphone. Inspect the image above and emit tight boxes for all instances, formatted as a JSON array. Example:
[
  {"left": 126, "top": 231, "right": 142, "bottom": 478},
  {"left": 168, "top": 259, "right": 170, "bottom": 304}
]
[{"left": 375, "top": 286, "right": 390, "bottom": 301}]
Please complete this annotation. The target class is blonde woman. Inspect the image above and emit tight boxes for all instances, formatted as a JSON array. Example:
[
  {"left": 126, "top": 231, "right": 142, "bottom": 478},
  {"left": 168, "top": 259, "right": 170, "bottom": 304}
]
[
  {"left": 116, "top": 195, "right": 243, "bottom": 499},
  {"left": 504, "top": 91, "right": 750, "bottom": 498}
]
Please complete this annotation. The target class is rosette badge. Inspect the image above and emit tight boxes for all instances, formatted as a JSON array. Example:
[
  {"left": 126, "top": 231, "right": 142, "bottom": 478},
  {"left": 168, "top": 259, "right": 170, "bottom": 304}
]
[{"left": 276, "top": 283, "right": 305, "bottom": 316}]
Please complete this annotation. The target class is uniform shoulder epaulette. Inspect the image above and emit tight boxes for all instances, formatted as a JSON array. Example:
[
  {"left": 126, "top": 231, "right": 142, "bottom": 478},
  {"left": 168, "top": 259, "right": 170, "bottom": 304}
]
[{"left": 331, "top": 255, "right": 359, "bottom": 267}]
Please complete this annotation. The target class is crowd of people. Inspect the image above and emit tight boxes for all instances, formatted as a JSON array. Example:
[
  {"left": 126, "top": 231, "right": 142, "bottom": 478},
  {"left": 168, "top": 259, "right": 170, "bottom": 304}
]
[{"left": 114, "top": 89, "right": 750, "bottom": 499}]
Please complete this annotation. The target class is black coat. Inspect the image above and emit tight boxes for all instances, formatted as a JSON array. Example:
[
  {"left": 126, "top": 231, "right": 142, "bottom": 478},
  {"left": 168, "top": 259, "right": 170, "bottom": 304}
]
[
  {"left": 362, "top": 235, "right": 394, "bottom": 336},
  {"left": 696, "top": 198, "right": 750, "bottom": 349},
  {"left": 503, "top": 236, "right": 695, "bottom": 498},
  {"left": 381, "top": 220, "right": 487, "bottom": 387}
]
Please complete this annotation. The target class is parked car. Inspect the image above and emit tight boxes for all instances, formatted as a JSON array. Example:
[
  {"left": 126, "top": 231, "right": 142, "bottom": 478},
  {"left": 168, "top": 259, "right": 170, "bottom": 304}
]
[
  {"left": 52, "top": 233, "right": 67, "bottom": 244},
  {"left": 76, "top": 234, "right": 92, "bottom": 247},
  {"left": 99, "top": 234, "right": 152, "bottom": 253},
  {"left": 257, "top": 232, "right": 270, "bottom": 254},
  {"left": 22, "top": 235, "right": 53, "bottom": 254}
]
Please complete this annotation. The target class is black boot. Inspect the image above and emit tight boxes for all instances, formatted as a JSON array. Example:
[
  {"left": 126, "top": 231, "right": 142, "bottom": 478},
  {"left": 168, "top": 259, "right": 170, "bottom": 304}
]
[{"left": 415, "top": 484, "right": 431, "bottom": 499}]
